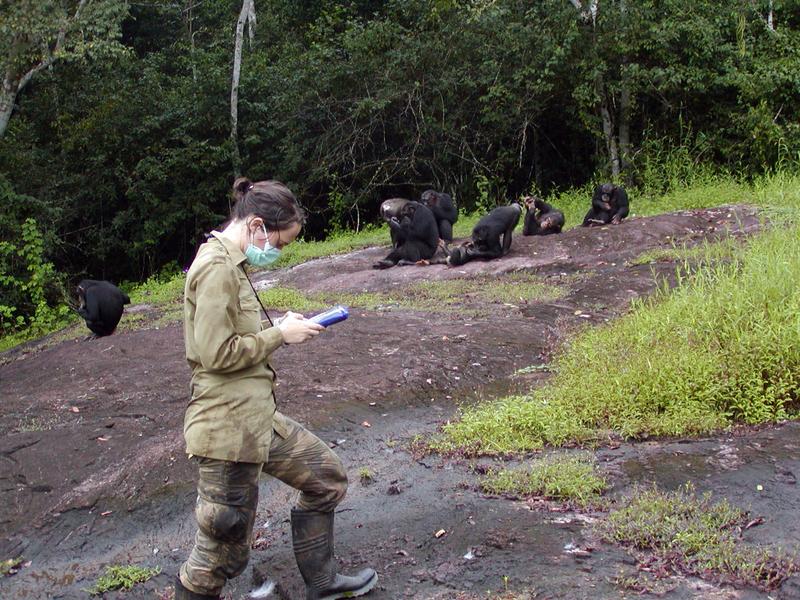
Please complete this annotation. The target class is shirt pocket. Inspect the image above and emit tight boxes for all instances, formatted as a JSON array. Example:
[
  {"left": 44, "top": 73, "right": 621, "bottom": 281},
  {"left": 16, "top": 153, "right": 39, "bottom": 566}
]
[{"left": 236, "top": 288, "right": 263, "bottom": 334}]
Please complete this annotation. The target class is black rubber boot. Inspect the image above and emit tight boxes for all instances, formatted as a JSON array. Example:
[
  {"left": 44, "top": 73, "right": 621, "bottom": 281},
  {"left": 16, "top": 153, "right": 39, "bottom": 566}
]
[
  {"left": 291, "top": 508, "right": 378, "bottom": 600},
  {"left": 174, "top": 575, "right": 221, "bottom": 600}
]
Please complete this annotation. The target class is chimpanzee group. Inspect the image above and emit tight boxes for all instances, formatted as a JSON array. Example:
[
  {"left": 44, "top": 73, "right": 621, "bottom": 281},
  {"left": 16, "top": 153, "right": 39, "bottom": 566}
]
[
  {"left": 75, "top": 183, "right": 628, "bottom": 336},
  {"left": 374, "top": 183, "right": 628, "bottom": 269}
]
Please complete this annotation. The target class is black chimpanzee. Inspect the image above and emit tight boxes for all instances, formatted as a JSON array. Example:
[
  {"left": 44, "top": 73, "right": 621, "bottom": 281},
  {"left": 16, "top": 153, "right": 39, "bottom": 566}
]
[
  {"left": 76, "top": 279, "right": 131, "bottom": 338},
  {"left": 447, "top": 203, "right": 522, "bottom": 266},
  {"left": 373, "top": 201, "right": 440, "bottom": 269},
  {"left": 420, "top": 190, "right": 458, "bottom": 242},
  {"left": 582, "top": 183, "right": 629, "bottom": 227},
  {"left": 522, "top": 196, "right": 565, "bottom": 236},
  {"left": 379, "top": 197, "right": 411, "bottom": 248}
]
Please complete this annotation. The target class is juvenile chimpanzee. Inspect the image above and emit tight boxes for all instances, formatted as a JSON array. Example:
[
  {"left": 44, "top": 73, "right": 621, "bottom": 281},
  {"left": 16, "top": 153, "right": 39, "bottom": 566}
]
[
  {"left": 522, "top": 196, "right": 565, "bottom": 236},
  {"left": 379, "top": 197, "right": 411, "bottom": 248},
  {"left": 373, "top": 201, "right": 440, "bottom": 269},
  {"left": 76, "top": 279, "right": 131, "bottom": 338},
  {"left": 582, "top": 183, "right": 629, "bottom": 227},
  {"left": 420, "top": 190, "right": 458, "bottom": 242},
  {"left": 447, "top": 203, "right": 522, "bottom": 266}
]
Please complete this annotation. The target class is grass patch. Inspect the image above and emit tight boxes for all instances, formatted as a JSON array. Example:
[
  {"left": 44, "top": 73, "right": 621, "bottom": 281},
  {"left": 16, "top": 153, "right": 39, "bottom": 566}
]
[
  {"left": 87, "top": 564, "right": 161, "bottom": 595},
  {"left": 434, "top": 175, "right": 800, "bottom": 455},
  {"left": 628, "top": 235, "right": 743, "bottom": 267},
  {"left": 257, "top": 272, "right": 563, "bottom": 316},
  {"left": 597, "top": 484, "right": 798, "bottom": 590},
  {"left": 480, "top": 453, "right": 607, "bottom": 507}
]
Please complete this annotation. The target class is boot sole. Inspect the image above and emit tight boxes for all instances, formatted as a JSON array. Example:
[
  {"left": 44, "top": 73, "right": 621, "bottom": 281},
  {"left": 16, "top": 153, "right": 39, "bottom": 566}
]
[{"left": 318, "top": 572, "right": 378, "bottom": 599}]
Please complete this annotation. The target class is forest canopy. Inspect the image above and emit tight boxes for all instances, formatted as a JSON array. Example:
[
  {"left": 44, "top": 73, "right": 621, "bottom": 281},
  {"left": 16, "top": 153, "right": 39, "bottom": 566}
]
[{"left": 0, "top": 0, "right": 798, "bottom": 329}]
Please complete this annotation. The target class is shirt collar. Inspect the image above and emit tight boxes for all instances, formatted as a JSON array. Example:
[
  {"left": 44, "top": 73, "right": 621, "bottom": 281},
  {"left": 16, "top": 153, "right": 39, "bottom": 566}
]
[{"left": 209, "top": 231, "right": 247, "bottom": 266}]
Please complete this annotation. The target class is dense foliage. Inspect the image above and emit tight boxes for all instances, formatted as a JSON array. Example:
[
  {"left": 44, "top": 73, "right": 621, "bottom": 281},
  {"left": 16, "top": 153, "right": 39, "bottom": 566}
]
[{"left": 0, "top": 0, "right": 798, "bottom": 329}]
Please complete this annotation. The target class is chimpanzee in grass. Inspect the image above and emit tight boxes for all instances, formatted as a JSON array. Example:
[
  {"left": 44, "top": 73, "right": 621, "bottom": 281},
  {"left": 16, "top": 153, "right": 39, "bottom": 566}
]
[
  {"left": 76, "top": 279, "right": 131, "bottom": 338},
  {"left": 420, "top": 190, "right": 458, "bottom": 242},
  {"left": 379, "top": 197, "right": 411, "bottom": 248},
  {"left": 522, "top": 196, "right": 565, "bottom": 236},
  {"left": 373, "top": 201, "right": 444, "bottom": 269},
  {"left": 447, "top": 203, "right": 522, "bottom": 266},
  {"left": 582, "top": 183, "right": 629, "bottom": 227}
]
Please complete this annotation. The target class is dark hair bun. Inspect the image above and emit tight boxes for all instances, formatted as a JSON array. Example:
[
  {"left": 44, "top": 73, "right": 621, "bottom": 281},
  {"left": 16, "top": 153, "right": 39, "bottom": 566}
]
[{"left": 232, "top": 177, "right": 253, "bottom": 202}]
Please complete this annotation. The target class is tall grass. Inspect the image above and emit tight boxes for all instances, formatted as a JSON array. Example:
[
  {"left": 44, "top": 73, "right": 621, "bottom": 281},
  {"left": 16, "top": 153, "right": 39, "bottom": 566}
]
[{"left": 434, "top": 174, "right": 800, "bottom": 454}]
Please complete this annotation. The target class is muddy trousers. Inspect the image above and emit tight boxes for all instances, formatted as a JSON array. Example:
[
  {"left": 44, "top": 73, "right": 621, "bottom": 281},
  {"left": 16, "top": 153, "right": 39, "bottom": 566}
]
[{"left": 178, "top": 415, "right": 348, "bottom": 596}]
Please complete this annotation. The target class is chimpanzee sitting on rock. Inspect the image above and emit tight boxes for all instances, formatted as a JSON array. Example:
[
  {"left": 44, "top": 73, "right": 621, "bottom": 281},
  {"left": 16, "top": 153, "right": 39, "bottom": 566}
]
[
  {"left": 447, "top": 203, "right": 522, "bottom": 266},
  {"left": 582, "top": 183, "right": 629, "bottom": 227},
  {"left": 420, "top": 190, "right": 458, "bottom": 242},
  {"left": 373, "top": 201, "right": 442, "bottom": 269},
  {"left": 522, "top": 196, "right": 564, "bottom": 236},
  {"left": 379, "top": 197, "right": 411, "bottom": 248}
]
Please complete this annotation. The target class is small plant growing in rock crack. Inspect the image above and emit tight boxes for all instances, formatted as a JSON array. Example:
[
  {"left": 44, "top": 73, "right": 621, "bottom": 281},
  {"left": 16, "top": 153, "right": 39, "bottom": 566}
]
[
  {"left": 480, "top": 453, "right": 608, "bottom": 508},
  {"left": 596, "top": 483, "right": 799, "bottom": 590},
  {"left": 87, "top": 564, "right": 161, "bottom": 595},
  {"left": 358, "top": 467, "right": 374, "bottom": 484}
]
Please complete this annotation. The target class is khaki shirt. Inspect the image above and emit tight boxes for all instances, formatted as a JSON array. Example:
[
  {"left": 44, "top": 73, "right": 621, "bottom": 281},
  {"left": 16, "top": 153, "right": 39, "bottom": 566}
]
[{"left": 183, "top": 231, "right": 289, "bottom": 463}]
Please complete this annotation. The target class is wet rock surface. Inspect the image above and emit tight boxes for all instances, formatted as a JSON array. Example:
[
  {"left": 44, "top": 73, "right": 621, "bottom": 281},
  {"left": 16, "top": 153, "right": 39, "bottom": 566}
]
[{"left": 2, "top": 205, "right": 796, "bottom": 599}]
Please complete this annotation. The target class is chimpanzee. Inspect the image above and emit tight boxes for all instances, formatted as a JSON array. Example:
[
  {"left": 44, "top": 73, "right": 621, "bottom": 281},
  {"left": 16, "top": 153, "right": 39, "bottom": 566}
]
[
  {"left": 420, "top": 190, "right": 458, "bottom": 242},
  {"left": 447, "top": 203, "right": 522, "bottom": 266},
  {"left": 522, "top": 196, "right": 565, "bottom": 236},
  {"left": 373, "top": 201, "right": 440, "bottom": 269},
  {"left": 379, "top": 197, "right": 411, "bottom": 248},
  {"left": 582, "top": 183, "right": 629, "bottom": 227},
  {"left": 76, "top": 279, "right": 131, "bottom": 338}
]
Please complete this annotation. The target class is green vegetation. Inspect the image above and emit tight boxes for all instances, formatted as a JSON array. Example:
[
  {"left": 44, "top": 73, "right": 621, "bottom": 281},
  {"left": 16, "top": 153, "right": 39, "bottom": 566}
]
[
  {"left": 87, "top": 564, "right": 161, "bottom": 595},
  {"left": 358, "top": 467, "right": 374, "bottom": 484},
  {"left": 1, "top": 0, "right": 797, "bottom": 331},
  {"left": 480, "top": 453, "right": 607, "bottom": 507},
  {"left": 598, "top": 484, "right": 798, "bottom": 590},
  {"left": 0, "top": 557, "right": 24, "bottom": 577},
  {"left": 258, "top": 272, "right": 562, "bottom": 316},
  {"left": 433, "top": 174, "right": 800, "bottom": 455}
]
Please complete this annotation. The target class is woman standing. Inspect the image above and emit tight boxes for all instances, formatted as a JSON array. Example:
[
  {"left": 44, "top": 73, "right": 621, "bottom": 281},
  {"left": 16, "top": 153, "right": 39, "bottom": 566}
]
[{"left": 176, "top": 178, "right": 377, "bottom": 600}]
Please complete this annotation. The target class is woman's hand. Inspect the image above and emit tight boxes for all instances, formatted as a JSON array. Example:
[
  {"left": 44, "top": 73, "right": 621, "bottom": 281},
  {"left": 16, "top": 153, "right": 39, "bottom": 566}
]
[{"left": 277, "top": 313, "right": 324, "bottom": 344}]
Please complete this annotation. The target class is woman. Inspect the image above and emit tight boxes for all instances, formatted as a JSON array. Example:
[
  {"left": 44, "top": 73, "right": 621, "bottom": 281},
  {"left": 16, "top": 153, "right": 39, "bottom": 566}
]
[{"left": 176, "top": 177, "right": 377, "bottom": 600}]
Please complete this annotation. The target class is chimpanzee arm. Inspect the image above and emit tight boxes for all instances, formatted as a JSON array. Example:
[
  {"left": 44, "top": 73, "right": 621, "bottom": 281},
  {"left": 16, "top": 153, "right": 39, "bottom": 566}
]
[
  {"left": 592, "top": 190, "right": 609, "bottom": 211},
  {"left": 612, "top": 188, "right": 629, "bottom": 220},
  {"left": 523, "top": 208, "right": 540, "bottom": 236}
]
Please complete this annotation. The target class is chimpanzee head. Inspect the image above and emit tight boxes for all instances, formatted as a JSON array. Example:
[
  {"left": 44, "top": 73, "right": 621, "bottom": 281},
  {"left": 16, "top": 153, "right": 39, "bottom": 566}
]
[
  {"left": 447, "top": 243, "right": 470, "bottom": 266},
  {"left": 399, "top": 201, "right": 419, "bottom": 220},
  {"left": 600, "top": 183, "right": 615, "bottom": 203},
  {"left": 420, "top": 190, "right": 439, "bottom": 208}
]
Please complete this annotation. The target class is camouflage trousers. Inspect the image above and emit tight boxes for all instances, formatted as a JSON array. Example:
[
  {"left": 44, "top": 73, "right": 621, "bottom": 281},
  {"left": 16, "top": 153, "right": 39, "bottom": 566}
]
[{"left": 179, "top": 414, "right": 347, "bottom": 596}]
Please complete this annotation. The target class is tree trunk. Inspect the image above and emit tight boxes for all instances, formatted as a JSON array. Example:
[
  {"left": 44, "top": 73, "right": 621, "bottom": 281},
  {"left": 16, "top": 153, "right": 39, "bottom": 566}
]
[
  {"left": 230, "top": 0, "right": 255, "bottom": 178},
  {"left": 0, "top": 75, "right": 16, "bottom": 139},
  {"left": 0, "top": 0, "right": 88, "bottom": 140},
  {"left": 597, "top": 74, "right": 620, "bottom": 178},
  {"left": 618, "top": 84, "right": 631, "bottom": 175}
]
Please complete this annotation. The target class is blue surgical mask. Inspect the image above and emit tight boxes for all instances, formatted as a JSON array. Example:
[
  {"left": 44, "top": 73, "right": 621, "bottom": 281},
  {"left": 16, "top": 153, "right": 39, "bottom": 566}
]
[{"left": 245, "top": 224, "right": 281, "bottom": 267}]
